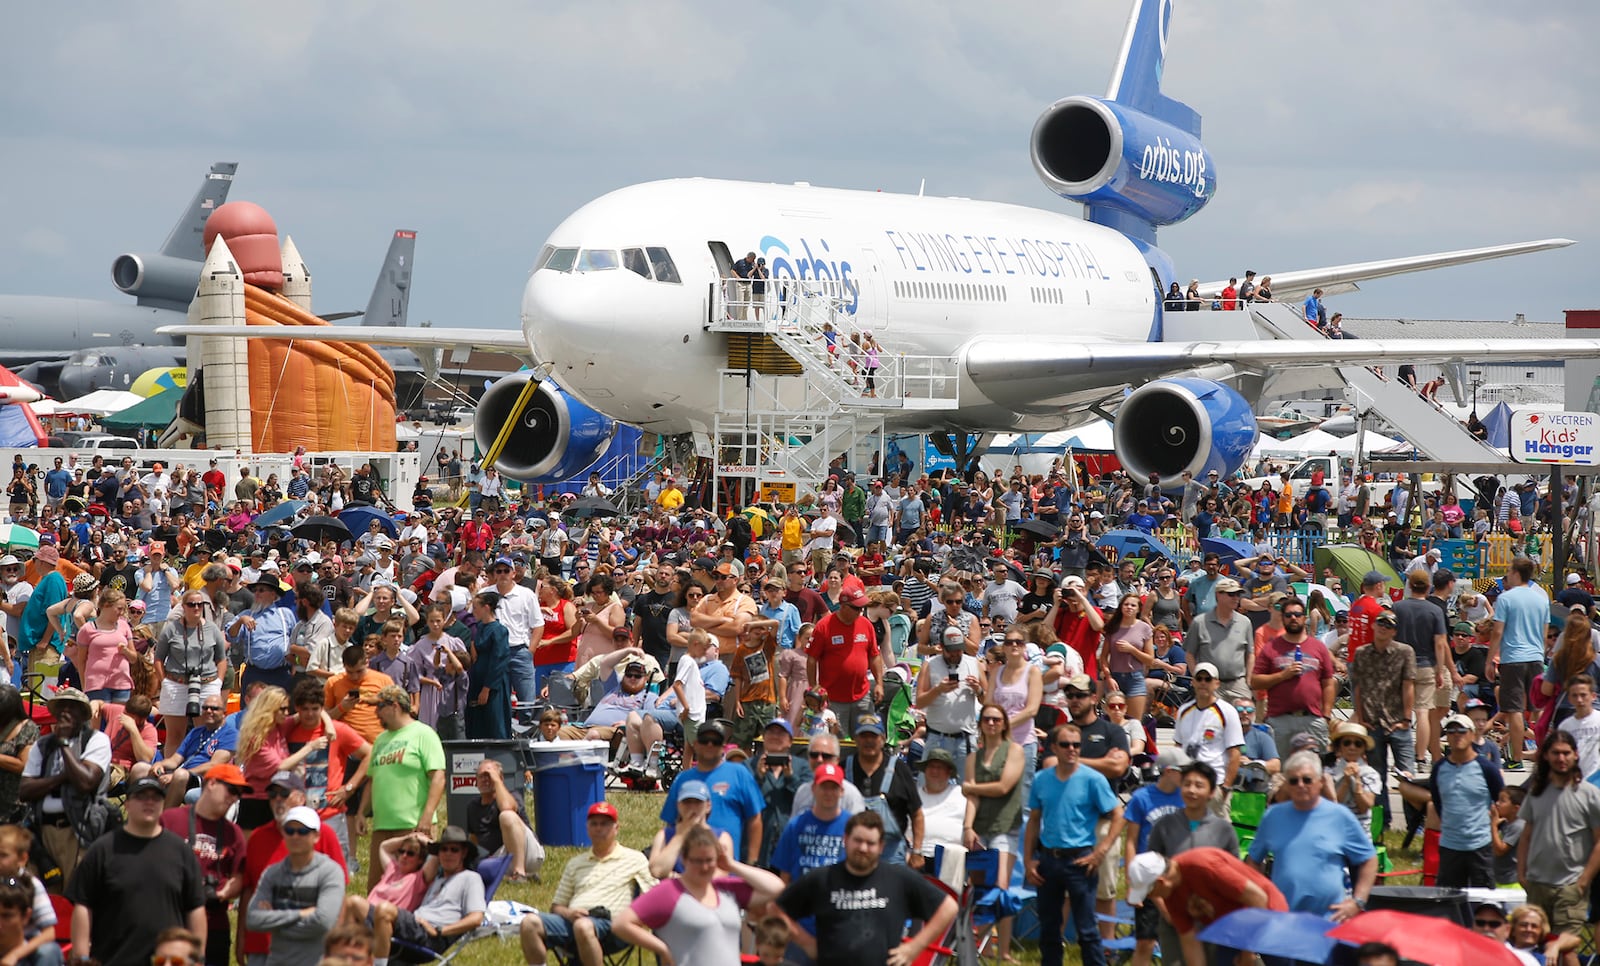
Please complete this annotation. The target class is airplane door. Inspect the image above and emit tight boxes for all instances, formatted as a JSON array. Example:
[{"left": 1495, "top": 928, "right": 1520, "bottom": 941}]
[{"left": 707, "top": 242, "right": 735, "bottom": 323}]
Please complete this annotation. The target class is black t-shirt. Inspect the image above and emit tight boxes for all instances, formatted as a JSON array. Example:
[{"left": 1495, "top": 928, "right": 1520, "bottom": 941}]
[
  {"left": 100, "top": 562, "right": 139, "bottom": 596},
  {"left": 465, "top": 795, "right": 530, "bottom": 854},
  {"left": 1392, "top": 597, "right": 1446, "bottom": 668},
  {"left": 778, "top": 860, "right": 947, "bottom": 966},
  {"left": 1075, "top": 713, "right": 1131, "bottom": 766},
  {"left": 319, "top": 576, "right": 355, "bottom": 609},
  {"left": 1020, "top": 591, "right": 1054, "bottom": 618},
  {"left": 350, "top": 475, "right": 377, "bottom": 504},
  {"left": 66, "top": 827, "right": 206, "bottom": 966},
  {"left": 633, "top": 589, "right": 675, "bottom": 663},
  {"left": 1455, "top": 645, "right": 1488, "bottom": 682}
]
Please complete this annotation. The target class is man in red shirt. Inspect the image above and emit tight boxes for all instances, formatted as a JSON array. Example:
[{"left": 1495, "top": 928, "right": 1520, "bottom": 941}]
[
  {"left": 1126, "top": 847, "right": 1286, "bottom": 964},
  {"left": 1052, "top": 575, "right": 1106, "bottom": 681},
  {"left": 285, "top": 678, "right": 371, "bottom": 869},
  {"left": 160, "top": 764, "right": 250, "bottom": 966},
  {"left": 807, "top": 588, "right": 886, "bottom": 733},
  {"left": 1347, "top": 571, "right": 1389, "bottom": 655},
  {"left": 783, "top": 564, "right": 830, "bottom": 626},
  {"left": 201, "top": 458, "right": 226, "bottom": 500},
  {"left": 236, "top": 771, "right": 348, "bottom": 962},
  {"left": 1249, "top": 599, "right": 1338, "bottom": 761}
]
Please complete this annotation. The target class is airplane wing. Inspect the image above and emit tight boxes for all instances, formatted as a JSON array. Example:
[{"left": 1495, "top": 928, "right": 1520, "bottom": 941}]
[
  {"left": 965, "top": 335, "right": 1598, "bottom": 409},
  {"left": 1198, "top": 238, "right": 1575, "bottom": 301},
  {"left": 155, "top": 324, "right": 530, "bottom": 356}
]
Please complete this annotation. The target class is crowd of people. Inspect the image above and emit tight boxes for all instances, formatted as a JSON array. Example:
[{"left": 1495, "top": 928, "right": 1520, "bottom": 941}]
[{"left": 0, "top": 443, "right": 1593, "bottom": 965}]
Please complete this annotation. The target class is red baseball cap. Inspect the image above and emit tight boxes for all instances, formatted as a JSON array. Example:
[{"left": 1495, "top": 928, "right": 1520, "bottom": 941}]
[
  {"left": 813, "top": 763, "right": 845, "bottom": 787},
  {"left": 839, "top": 588, "right": 870, "bottom": 609},
  {"left": 587, "top": 801, "right": 619, "bottom": 820}
]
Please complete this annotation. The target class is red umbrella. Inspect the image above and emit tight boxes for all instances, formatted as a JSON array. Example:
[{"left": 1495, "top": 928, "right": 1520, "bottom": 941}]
[{"left": 1328, "top": 910, "right": 1524, "bottom": 966}]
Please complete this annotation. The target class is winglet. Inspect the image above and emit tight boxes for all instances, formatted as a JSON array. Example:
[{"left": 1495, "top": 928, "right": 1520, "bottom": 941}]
[
  {"left": 1105, "top": 0, "right": 1200, "bottom": 137},
  {"left": 157, "top": 162, "right": 237, "bottom": 261},
  {"left": 363, "top": 230, "right": 416, "bottom": 327}
]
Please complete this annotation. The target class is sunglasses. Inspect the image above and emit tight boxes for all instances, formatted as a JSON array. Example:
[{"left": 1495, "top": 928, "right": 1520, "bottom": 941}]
[
  {"left": 1107, "top": 702, "right": 1127, "bottom": 709},
  {"left": 808, "top": 751, "right": 838, "bottom": 761},
  {"left": 696, "top": 735, "right": 725, "bottom": 746},
  {"left": 283, "top": 825, "right": 317, "bottom": 837},
  {"left": 980, "top": 715, "right": 1005, "bottom": 723},
  {"left": 1193, "top": 674, "right": 1215, "bottom": 683},
  {"left": 1336, "top": 739, "right": 1366, "bottom": 749},
  {"left": 1055, "top": 740, "right": 1081, "bottom": 749},
  {"left": 151, "top": 957, "right": 195, "bottom": 966},
  {"left": 1236, "top": 706, "right": 1255, "bottom": 714},
  {"left": 1475, "top": 918, "right": 1506, "bottom": 928},
  {"left": 1285, "top": 776, "right": 1319, "bottom": 786}
]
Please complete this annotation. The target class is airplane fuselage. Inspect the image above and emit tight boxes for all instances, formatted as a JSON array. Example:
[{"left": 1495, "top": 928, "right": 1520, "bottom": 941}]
[
  {"left": 521, "top": 178, "right": 1160, "bottom": 434},
  {"left": 0, "top": 296, "right": 182, "bottom": 366}
]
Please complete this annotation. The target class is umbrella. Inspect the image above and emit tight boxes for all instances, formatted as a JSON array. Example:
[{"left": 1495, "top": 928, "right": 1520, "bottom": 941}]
[
  {"left": 1096, "top": 528, "right": 1175, "bottom": 562},
  {"left": 567, "top": 496, "right": 621, "bottom": 519},
  {"left": 1199, "top": 536, "right": 1256, "bottom": 569},
  {"left": 1292, "top": 581, "right": 1351, "bottom": 614},
  {"left": 1013, "top": 518, "right": 1060, "bottom": 540},
  {"left": 1328, "top": 909, "right": 1525, "bottom": 966},
  {"left": 1313, "top": 544, "right": 1399, "bottom": 597},
  {"left": 340, "top": 504, "right": 398, "bottom": 538},
  {"left": 1196, "top": 908, "right": 1339, "bottom": 963},
  {"left": 741, "top": 506, "right": 775, "bottom": 526},
  {"left": 0, "top": 523, "right": 39, "bottom": 551},
  {"left": 199, "top": 529, "right": 232, "bottom": 552},
  {"left": 833, "top": 519, "right": 856, "bottom": 544},
  {"left": 252, "top": 500, "right": 308, "bottom": 528},
  {"left": 291, "top": 515, "right": 353, "bottom": 544}
]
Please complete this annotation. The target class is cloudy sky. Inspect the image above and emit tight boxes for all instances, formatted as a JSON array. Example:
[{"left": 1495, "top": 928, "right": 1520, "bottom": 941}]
[{"left": 2, "top": 1, "right": 1595, "bottom": 333}]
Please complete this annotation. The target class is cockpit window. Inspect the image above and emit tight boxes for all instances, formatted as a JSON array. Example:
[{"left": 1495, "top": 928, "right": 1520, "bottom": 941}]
[
  {"left": 544, "top": 247, "right": 578, "bottom": 272},
  {"left": 621, "top": 248, "right": 651, "bottom": 279},
  {"left": 534, "top": 246, "right": 555, "bottom": 271},
  {"left": 646, "top": 247, "right": 681, "bottom": 283},
  {"left": 576, "top": 249, "right": 618, "bottom": 272}
]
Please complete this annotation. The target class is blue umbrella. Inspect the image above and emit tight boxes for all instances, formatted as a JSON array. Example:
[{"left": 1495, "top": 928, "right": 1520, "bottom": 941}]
[
  {"left": 339, "top": 505, "right": 398, "bottom": 538},
  {"left": 1095, "top": 528, "right": 1175, "bottom": 561},
  {"left": 252, "top": 500, "right": 308, "bottom": 528},
  {"left": 1200, "top": 536, "right": 1257, "bottom": 567},
  {"left": 1198, "top": 908, "right": 1338, "bottom": 963}
]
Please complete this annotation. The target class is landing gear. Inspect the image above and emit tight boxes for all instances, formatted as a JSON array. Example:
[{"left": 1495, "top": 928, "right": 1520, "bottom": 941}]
[{"left": 928, "top": 431, "right": 996, "bottom": 480}]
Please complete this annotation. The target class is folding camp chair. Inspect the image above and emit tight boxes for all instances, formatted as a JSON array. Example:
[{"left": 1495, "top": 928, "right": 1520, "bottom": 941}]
[
  {"left": 48, "top": 894, "right": 72, "bottom": 957},
  {"left": 389, "top": 853, "right": 512, "bottom": 965}
]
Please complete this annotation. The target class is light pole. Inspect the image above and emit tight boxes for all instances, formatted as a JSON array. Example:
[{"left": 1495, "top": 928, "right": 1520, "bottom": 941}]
[{"left": 1469, "top": 369, "right": 1482, "bottom": 412}]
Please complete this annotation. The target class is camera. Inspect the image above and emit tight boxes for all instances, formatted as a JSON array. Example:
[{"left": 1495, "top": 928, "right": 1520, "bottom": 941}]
[
  {"left": 587, "top": 907, "right": 611, "bottom": 921},
  {"left": 186, "top": 681, "right": 202, "bottom": 719},
  {"left": 765, "top": 754, "right": 787, "bottom": 770}
]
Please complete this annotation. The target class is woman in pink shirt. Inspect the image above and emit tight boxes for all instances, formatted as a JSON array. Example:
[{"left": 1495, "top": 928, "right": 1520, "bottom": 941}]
[{"left": 72, "top": 587, "right": 137, "bottom": 712}]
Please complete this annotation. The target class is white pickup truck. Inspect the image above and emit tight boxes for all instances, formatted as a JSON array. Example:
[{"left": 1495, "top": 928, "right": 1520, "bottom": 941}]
[{"left": 1240, "top": 455, "right": 1478, "bottom": 515}]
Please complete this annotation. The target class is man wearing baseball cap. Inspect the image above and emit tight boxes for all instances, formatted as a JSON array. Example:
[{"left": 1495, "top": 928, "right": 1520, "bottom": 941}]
[
  {"left": 1125, "top": 847, "right": 1286, "bottom": 962},
  {"left": 160, "top": 763, "right": 250, "bottom": 964},
  {"left": 1432, "top": 712, "right": 1503, "bottom": 889},
  {"left": 245, "top": 806, "right": 345, "bottom": 964},
  {"left": 695, "top": 560, "right": 758, "bottom": 656},
  {"left": 659, "top": 721, "right": 765, "bottom": 864},
  {"left": 521, "top": 800, "right": 655, "bottom": 966},
  {"left": 67, "top": 773, "right": 207, "bottom": 966},
  {"left": 1187, "top": 576, "right": 1255, "bottom": 705},
  {"left": 807, "top": 587, "right": 886, "bottom": 734},
  {"left": 772, "top": 763, "right": 852, "bottom": 885}
]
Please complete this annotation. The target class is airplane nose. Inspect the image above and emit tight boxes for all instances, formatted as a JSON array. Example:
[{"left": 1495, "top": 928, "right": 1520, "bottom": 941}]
[{"left": 520, "top": 269, "right": 614, "bottom": 367}]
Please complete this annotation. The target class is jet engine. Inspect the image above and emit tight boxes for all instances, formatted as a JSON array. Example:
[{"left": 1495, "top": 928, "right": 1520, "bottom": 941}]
[
  {"left": 1030, "top": 96, "right": 1215, "bottom": 228},
  {"left": 472, "top": 373, "right": 617, "bottom": 482},
  {"left": 1113, "top": 378, "right": 1256, "bottom": 485},
  {"left": 110, "top": 252, "right": 203, "bottom": 308}
]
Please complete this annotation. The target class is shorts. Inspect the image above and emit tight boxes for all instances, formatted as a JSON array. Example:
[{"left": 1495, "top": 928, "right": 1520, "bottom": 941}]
[
  {"left": 1414, "top": 670, "right": 1438, "bottom": 712},
  {"left": 1096, "top": 818, "right": 1121, "bottom": 900},
  {"left": 159, "top": 678, "right": 223, "bottom": 717},
  {"left": 1111, "top": 670, "right": 1147, "bottom": 698},
  {"left": 1218, "top": 678, "right": 1252, "bottom": 705},
  {"left": 86, "top": 688, "right": 131, "bottom": 703},
  {"left": 386, "top": 908, "right": 453, "bottom": 959},
  {"left": 976, "top": 829, "right": 1017, "bottom": 857},
  {"left": 1133, "top": 898, "right": 1161, "bottom": 940},
  {"left": 1498, "top": 661, "right": 1541, "bottom": 714},
  {"left": 1526, "top": 881, "right": 1590, "bottom": 937},
  {"left": 730, "top": 701, "right": 776, "bottom": 748},
  {"left": 1433, "top": 680, "right": 1456, "bottom": 710},
  {"left": 536, "top": 911, "right": 628, "bottom": 956}
]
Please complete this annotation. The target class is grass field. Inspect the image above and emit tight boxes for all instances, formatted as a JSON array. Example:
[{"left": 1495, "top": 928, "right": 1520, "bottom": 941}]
[{"left": 323, "top": 789, "right": 1430, "bottom": 966}]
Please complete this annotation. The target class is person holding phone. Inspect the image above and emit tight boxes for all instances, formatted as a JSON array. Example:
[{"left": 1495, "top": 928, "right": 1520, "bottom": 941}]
[{"left": 914, "top": 626, "right": 983, "bottom": 761}]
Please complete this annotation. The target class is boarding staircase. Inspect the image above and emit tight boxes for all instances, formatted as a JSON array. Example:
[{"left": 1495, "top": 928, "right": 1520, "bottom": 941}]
[
  {"left": 704, "top": 278, "right": 955, "bottom": 505},
  {"left": 1249, "top": 302, "right": 1511, "bottom": 463}
]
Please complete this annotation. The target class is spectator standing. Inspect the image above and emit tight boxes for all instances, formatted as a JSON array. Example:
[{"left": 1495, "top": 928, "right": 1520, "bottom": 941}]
[
  {"left": 520, "top": 802, "right": 655, "bottom": 966},
  {"left": 325, "top": 644, "right": 394, "bottom": 745},
  {"left": 1187, "top": 578, "right": 1254, "bottom": 703},
  {"left": 1246, "top": 750, "right": 1376, "bottom": 919},
  {"left": 917, "top": 748, "right": 967, "bottom": 858},
  {"left": 1172, "top": 663, "right": 1244, "bottom": 798},
  {"left": 776, "top": 811, "right": 957, "bottom": 966},
  {"left": 614, "top": 824, "right": 785, "bottom": 966},
  {"left": 1119, "top": 751, "right": 1188, "bottom": 966},
  {"left": 466, "top": 591, "right": 512, "bottom": 739},
  {"left": 67, "top": 775, "right": 206, "bottom": 966},
  {"left": 1024, "top": 723, "right": 1126, "bottom": 966},
  {"left": 1431, "top": 712, "right": 1503, "bottom": 888},
  {"left": 773, "top": 763, "right": 852, "bottom": 886},
  {"left": 18, "top": 687, "right": 110, "bottom": 889},
  {"left": 660, "top": 721, "right": 765, "bottom": 863},
  {"left": 1349, "top": 610, "right": 1418, "bottom": 785},
  {"left": 1517, "top": 730, "right": 1600, "bottom": 944},
  {"left": 153, "top": 589, "right": 230, "bottom": 757},
  {"left": 283, "top": 678, "right": 370, "bottom": 869},
  {"left": 845, "top": 714, "right": 923, "bottom": 866},
  {"left": 245, "top": 805, "right": 345, "bottom": 966},
  {"left": 231, "top": 575, "right": 296, "bottom": 694},
  {"left": 160, "top": 765, "right": 251, "bottom": 966},
  {"left": 1491, "top": 557, "right": 1553, "bottom": 770},
  {"left": 1393, "top": 569, "right": 1449, "bottom": 768},
  {"left": 807, "top": 588, "right": 885, "bottom": 733},
  {"left": 236, "top": 772, "right": 349, "bottom": 966},
  {"left": 1126, "top": 846, "right": 1287, "bottom": 966},
  {"left": 1250, "top": 598, "right": 1337, "bottom": 760},
  {"left": 914, "top": 629, "right": 982, "bottom": 759},
  {"left": 357, "top": 685, "right": 445, "bottom": 873},
  {"left": 487, "top": 556, "right": 542, "bottom": 704}
]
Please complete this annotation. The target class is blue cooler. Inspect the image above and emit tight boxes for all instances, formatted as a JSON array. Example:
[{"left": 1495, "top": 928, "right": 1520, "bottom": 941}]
[{"left": 527, "top": 739, "right": 609, "bottom": 847}]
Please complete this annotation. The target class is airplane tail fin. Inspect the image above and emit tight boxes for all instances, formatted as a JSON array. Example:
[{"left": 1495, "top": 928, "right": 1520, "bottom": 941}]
[
  {"left": 157, "top": 162, "right": 237, "bottom": 261},
  {"left": 1105, "top": 0, "right": 1199, "bottom": 137},
  {"left": 363, "top": 230, "right": 416, "bottom": 327}
]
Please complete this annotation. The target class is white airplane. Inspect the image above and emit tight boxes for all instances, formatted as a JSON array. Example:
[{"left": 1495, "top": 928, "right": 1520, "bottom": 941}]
[{"left": 163, "top": 0, "right": 1588, "bottom": 485}]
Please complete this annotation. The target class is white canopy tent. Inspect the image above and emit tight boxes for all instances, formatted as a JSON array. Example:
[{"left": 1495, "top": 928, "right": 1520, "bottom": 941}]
[{"left": 57, "top": 389, "right": 144, "bottom": 417}]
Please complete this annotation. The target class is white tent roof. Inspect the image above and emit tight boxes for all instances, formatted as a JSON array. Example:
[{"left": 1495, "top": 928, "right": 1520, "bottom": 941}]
[
  {"left": 27, "top": 399, "right": 59, "bottom": 417},
  {"left": 58, "top": 390, "right": 144, "bottom": 416},
  {"left": 991, "top": 419, "right": 1115, "bottom": 454}
]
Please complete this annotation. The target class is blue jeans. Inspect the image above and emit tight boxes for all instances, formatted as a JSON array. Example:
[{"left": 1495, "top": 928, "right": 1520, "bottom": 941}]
[
  {"left": 1037, "top": 847, "right": 1103, "bottom": 966},
  {"left": 922, "top": 730, "right": 973, "bottom": 762},
  {"left": 1366, "top": 724, "right": 1416, "bottom": 828},
  {"left": 86, "top": 687, "right": 131, "bottom": 702},
  {"left": 536, "top": 912, "right": 627, "bottom": 956},
  {"left": 867, "top": 524, "right": 891, "bottom": 545},
  {"left": 507, "top": 645, "right": 538, "bottom": 704}
]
